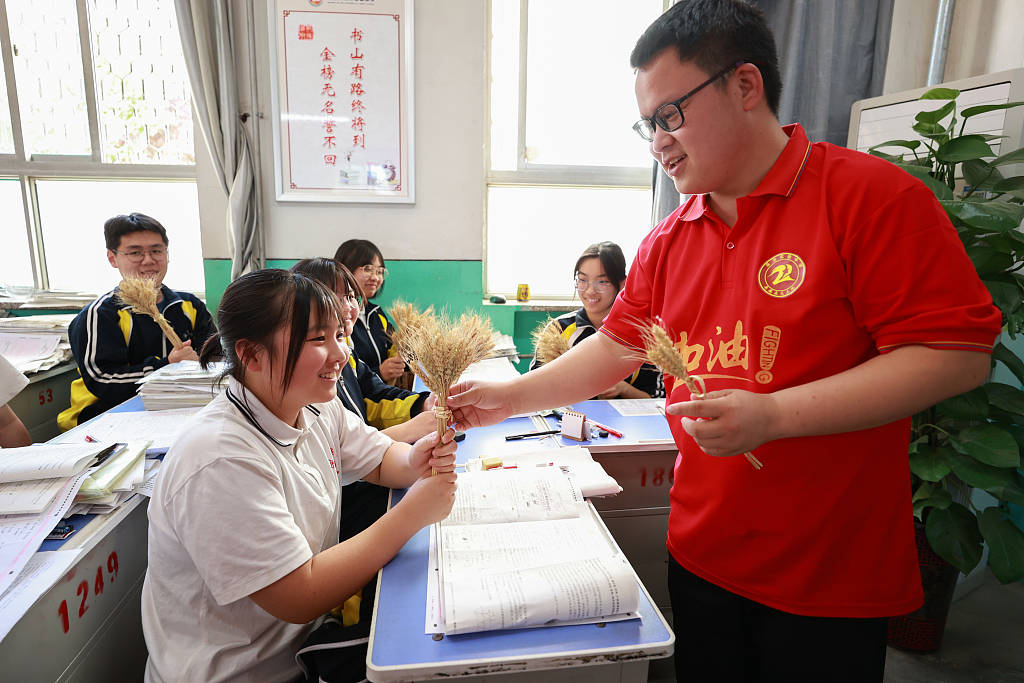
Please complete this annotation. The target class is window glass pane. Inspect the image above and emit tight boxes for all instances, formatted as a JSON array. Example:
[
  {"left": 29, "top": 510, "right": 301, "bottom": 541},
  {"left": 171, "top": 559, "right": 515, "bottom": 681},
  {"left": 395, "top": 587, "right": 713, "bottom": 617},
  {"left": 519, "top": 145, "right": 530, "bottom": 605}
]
[
  {"left": 7, "top": 0, "right": 91, "bottom": 156},
  {"left": 88, "top": 0, "right": 195, "bottom": 165},
  {"left": 0, "top": 179, "right": 33, "bottom": 287},
  {"left": 524, "top": 0, "right": 662, "bottom": 168},
  {"left": 36, "top": 180, "right": 203, "bottom": 294},
  {"left": 488, "top": 0, "right": 519, "bottom": 171},
  {"left": 487, "top": 186, "right": 648, "bottom": 298},
  {"left": 0, "top": 56, "right": 14, "bottom": 153}
]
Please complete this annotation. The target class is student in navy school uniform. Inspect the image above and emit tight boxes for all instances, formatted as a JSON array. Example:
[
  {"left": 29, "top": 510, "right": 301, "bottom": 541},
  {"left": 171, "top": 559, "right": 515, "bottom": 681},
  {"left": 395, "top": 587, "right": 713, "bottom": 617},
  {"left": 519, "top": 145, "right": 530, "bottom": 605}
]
[
  {"left": 529, "top": 242, "right": 663, "bottom": 399},
  {"left": 333, "top": 239, "right": 406, "bottom": 383},
  {"left": 58, "top": 213, "right": 216, "bottom": 430},
  {"left": 141, "top": 269, "right": 457, "bottom": 682}
]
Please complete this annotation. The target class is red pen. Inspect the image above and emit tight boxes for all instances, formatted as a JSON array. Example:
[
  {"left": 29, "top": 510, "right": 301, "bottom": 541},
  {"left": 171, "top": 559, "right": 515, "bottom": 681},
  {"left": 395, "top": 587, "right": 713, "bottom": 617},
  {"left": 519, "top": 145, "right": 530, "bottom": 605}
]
[
  {"left": 84, "top": 435, "right": 99, "bottom": 443},
  {"left": 587, "top": 420, "right": 623, "bottom": 438}
]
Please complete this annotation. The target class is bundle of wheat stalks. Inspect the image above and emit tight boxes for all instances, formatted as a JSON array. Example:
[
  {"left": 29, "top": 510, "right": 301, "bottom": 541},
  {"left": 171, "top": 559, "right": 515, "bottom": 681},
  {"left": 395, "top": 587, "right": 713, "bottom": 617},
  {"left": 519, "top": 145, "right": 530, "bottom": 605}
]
[
  {"left": 116, "top": 276, "right": 183, "bottom": 350},
  {"left": 531, "top": 317, "right": 571, "bottom": 365},
  {"left": 390, "top": 304, "right": 496, "bottom": 473},
  {"left": 388, "top": 299, "right": 434, "bottom": 353},
  {"left": 635, "top": 318, "right": 763, "bottom": 471}
]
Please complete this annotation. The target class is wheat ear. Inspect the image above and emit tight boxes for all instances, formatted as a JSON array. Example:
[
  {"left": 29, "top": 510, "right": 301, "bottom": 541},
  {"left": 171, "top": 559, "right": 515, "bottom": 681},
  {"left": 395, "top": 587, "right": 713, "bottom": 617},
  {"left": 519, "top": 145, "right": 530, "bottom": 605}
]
[
  {"left": 530, "top": 318, "right": 571, "bottom": 365},
  {"left": 116, "top": 276, "right": 183, "bottom": 349},
  {"left": 633, "top": 318, "right": 763, "bottom": 471}
]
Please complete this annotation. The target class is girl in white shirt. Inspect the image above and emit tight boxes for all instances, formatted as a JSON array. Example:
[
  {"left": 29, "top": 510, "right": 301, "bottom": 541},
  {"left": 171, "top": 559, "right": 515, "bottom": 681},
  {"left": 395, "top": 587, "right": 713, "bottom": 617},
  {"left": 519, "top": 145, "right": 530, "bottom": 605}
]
[{"left": 141, "top": 269, "right": 457, "bottom": 682}]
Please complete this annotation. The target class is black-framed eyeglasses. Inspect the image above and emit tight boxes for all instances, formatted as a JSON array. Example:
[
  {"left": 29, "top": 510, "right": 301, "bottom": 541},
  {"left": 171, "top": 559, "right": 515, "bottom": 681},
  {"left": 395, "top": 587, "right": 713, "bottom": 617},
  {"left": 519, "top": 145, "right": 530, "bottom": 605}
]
[{"left": 632, "top": 61, "right": 744, "bottom": 142}]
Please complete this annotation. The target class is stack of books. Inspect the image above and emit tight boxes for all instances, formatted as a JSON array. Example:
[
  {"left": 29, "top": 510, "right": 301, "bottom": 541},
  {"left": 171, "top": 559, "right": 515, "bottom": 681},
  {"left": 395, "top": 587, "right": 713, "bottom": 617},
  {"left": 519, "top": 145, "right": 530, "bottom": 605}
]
[{"left": 136, "top": 360, "right": 226, "bottom": 410}]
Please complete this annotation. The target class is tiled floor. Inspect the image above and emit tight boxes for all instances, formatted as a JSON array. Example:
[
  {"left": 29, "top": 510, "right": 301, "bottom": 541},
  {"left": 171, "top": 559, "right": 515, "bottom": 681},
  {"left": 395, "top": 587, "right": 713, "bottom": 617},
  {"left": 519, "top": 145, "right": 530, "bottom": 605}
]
[{"left": 647, "top": 570, "right": 1024, "bottom": 682}]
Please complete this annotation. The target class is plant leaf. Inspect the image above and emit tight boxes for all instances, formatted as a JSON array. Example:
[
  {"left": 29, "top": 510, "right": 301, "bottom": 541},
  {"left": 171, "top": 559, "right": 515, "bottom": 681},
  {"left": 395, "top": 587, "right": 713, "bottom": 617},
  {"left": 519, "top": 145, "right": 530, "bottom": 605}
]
[
  {"left": 897, "top": 163, "right": 952, "bottom": 199},
  {"left": 961, "top": 101, "right": 1024, "bottom": 118},
  {"left": 920, "top": 87, "right": 960, "bottom": 100},
  {"left": 992, "top": 147, "right": 1024, "bottom": 167},
  {"left": 977, "top": 508, "right": 1024, "bottom": 583},
  {"left": 993, "top": 176, "right": 1024, "bottom": 193},
  {"left": 963, "top": 159, "right": 1004, "bottom": 191},
  {"left": 952, "top": 424, "right": 1021, "bottom": 467},
  {"left": 869, "top": 139, "right": 922, "bottom": 153},
  {"left": 943, "top": 200, "right": 1024, "bottom": 232},
  {"left": 916, "top": 101, "right": 956, "bottom": 124},
  {"left": 965, "top": 245, "right": 1013, "bottom": 276},
  {"left": 925, "top": 503, "right": 983, "bottom": 574},
  {"left": 985, "top": 279, "right": 1023, "bottom": 316},
  {"left": 993, "top": 342, "right": 1024, "bottom": 385},
  {"left": 936, "top": 386, "right": 989, "bottom": 419},
  {"left": 912, "top": 121, "right": 948, "bottom": 141},
  {"left": 913, "top": 483, "right": 952, "bottom": 518},
  {"left": 986, "top": 382, "right": 1024, "bottom": 416},
  {"left": 936, "top": 135, "right": 996, "bottom": 162},
  {"left": 909, "top": 445, "right": 953, "bottom": 482},
  {"left": 947, "top": 450, "right": 1019, "bottom": 491}
]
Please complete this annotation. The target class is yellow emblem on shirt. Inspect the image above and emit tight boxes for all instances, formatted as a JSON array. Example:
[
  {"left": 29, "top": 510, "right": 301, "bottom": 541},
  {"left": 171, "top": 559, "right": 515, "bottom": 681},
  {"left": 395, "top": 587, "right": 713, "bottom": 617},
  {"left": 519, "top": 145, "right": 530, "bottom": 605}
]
[{"left": 758, "top": 252, "right": 806, "bottom": 298}]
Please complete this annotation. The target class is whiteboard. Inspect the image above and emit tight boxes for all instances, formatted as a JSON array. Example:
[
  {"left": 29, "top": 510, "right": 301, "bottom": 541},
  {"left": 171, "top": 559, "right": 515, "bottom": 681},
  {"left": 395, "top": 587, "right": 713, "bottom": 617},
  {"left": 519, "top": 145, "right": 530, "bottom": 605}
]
[
  {"left": 848, "top": 68, "right": 1024, "bottom": 166},
  {"left": 269, "top": 0, "right": 414, "bottom": 203}
]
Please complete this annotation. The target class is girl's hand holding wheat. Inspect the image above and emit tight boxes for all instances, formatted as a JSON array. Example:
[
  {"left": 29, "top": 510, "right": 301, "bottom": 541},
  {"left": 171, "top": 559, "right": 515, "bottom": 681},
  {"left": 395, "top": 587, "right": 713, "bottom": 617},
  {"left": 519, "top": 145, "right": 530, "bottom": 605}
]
[
  {"left": 408, "top": 426, "right": 458, "bottom": 478},
  {"left": 670, "top": 388, "right": 782, "bottom": 458}
]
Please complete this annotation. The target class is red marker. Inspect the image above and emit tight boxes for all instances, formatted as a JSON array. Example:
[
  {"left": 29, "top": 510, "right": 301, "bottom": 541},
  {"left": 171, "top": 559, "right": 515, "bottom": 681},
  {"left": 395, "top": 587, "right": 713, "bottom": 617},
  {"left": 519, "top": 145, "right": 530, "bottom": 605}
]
[{"left": 586, "top": 420, "right": 623, "bottom": 438}]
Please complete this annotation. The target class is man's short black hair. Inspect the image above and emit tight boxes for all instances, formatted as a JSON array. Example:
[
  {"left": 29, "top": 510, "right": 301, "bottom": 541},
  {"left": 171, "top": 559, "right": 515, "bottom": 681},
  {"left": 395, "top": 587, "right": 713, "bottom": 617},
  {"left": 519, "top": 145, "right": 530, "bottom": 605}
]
[
  {"left": 630, "top": 0, "right": 782, "bottom": 116},
  {"left": 103, "top": 213, "right": 169, "bottom": 251}
]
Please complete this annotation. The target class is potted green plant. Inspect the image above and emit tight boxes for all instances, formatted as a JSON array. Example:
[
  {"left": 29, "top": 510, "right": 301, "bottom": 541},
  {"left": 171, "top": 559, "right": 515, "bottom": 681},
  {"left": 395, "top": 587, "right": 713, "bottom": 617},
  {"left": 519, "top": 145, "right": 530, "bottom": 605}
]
[{"left": 869, "top": 87, "right": 1024, "bottom": 650}]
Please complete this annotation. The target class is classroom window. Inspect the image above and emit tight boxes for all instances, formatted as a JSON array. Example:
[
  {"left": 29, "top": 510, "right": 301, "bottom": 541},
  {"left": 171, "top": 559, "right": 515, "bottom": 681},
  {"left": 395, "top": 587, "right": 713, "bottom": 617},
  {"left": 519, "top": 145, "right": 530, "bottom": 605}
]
[
  {"left": 486, "top": 0, "right": 666, "bottom": 298},
  {"left": 0, "top": 0, "right": 200, "bottom": 294},
  {"left": 0, "top": 178, "right": 32, "bottom": 287}
]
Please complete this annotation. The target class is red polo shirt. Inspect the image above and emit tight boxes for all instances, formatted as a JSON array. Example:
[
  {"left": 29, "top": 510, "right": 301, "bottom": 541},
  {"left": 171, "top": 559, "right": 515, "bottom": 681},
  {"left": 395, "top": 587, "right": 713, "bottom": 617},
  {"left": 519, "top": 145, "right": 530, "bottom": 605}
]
[{"left": 601, "top": 123, "right": 1001, "bottom": 617}]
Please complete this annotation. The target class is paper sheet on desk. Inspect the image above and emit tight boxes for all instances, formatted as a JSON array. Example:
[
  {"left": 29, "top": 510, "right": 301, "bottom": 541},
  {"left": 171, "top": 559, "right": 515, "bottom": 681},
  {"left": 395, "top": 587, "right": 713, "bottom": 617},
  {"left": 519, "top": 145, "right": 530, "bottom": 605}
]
[
  {"left": 0, "top": 472, "right": 89, "bottom": 596},
  {"left": 0, "top": 332, "right": 64, "bottom": 373},
  {"left": 606, "top": 398, "right": 665, "bottom": 416},
  {"left": 53, "top": 408, "right": 199, "bottom": 451},
  {"left": 0, "top": 549, "right": 82, "bottom": 642}
]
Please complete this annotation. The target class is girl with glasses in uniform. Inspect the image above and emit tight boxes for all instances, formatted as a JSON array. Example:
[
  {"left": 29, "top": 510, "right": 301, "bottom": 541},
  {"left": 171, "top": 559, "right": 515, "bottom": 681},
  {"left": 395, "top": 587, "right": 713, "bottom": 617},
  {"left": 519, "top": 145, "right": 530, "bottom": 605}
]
[
  {"left": 334, "top": 239, "right": 406, "bottom": 384},
  {"left": 529, "top": 241, "right": 663, "bottom": 399}
]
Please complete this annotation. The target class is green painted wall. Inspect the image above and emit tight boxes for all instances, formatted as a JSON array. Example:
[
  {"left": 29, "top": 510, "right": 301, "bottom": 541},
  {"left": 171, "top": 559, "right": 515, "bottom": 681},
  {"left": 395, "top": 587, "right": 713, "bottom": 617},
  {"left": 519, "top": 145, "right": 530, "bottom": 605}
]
[{"left": 202, "top": 258, "right": 575, "bottom": 366}]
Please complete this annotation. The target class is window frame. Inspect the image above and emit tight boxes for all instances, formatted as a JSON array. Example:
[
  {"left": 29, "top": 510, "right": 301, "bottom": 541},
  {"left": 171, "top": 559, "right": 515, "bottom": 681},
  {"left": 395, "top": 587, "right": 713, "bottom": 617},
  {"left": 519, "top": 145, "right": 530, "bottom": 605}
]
[
  {"left": 483, "top": 0, "right": 666, "bottom": 299},
  {"left": 0, "top": 0, "right": 197, "bottom": 293}
]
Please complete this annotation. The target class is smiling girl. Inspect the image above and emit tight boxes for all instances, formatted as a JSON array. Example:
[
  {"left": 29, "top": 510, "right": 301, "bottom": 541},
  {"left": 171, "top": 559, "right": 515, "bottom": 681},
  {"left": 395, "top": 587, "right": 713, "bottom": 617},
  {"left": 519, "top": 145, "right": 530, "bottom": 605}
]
[
  {"left": 530, "top": 242, "right": 663, "bottom": 399},
  {"left": 140, "top": 269, "right": 457, "bottom": 682},
  {"left": 333, "top": 239, "right": 406, "bottom": 383}
]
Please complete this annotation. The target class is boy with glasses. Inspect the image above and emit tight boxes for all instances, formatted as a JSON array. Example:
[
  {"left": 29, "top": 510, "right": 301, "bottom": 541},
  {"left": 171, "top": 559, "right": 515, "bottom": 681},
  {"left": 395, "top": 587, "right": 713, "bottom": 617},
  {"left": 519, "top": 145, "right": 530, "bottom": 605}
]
[
  {"left": 58, "top": 213, "right": 216, "bottom": 429},
  {"left": 451, "top": 1, "right": 1001, "bottom": 680}
]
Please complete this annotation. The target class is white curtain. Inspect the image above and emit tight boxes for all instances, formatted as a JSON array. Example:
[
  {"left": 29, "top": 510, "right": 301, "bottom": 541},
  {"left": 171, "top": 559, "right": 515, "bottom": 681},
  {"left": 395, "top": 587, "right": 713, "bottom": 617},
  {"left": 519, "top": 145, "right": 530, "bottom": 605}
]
[{"left": 175, "top": 0, "right": 263, "bottom": 279}]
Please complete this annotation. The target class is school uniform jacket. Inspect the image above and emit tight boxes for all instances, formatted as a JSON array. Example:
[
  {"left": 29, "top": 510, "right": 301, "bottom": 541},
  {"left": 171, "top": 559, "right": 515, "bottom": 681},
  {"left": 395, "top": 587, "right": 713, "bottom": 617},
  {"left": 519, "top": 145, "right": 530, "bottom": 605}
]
[
  {"left": 529, "top": 307, "right": 664, "bottom": 398},
  {"left": 58, "top": 285, "right": 216, "bottom": 430},
  {"left": 336, "top": 351, "right": 428, "bottom": 429},
  {"left": 350, "top": 302, "right": 397, "bottom": 377}
]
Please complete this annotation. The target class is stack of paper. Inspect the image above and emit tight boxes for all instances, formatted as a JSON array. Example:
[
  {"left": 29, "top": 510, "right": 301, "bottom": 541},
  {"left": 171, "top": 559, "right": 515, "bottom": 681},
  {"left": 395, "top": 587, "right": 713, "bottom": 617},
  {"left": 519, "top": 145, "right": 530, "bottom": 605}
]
[
  {"left": 0, "top": 332, "right": 71, "bottom": 374},
  {"left": 16, "top": 290, "right": 94, "bottom": 310},
  {"left": 136, "top": 360, "right": 226, "bottom": 410},
  {"left": 72, "top": 441, "right": 150, "bottom": 515},
  {"left": 488, "top": 333, "right": 519, "bottom": 362},
  {"left": 465, "top": 446, "right": 622, "bottom": 498},
  {"left": 0, "top": 443, "right": 110, "bottom": 516},
  {"left": 0, "top": 443, "right": 111, "bottom": 595},
  {"left": 455, "top": 356, "right": 520, "bottom": 384}
]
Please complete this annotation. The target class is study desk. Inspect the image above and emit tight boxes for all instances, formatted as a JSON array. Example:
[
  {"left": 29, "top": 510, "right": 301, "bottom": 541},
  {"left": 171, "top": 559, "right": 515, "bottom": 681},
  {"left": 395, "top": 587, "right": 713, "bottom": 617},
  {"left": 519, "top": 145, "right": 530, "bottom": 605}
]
[
  {"left": 8, "top": 360, "right": 77, "bottom": 443},
  {"left": 451, "top": 401, "right": 678, "bottom": 610},
  {"left": 0, "top": 397, "right": 149, "bottom": 681},
  {"left": 367, "top": 491, "right": 673, "bottom": 682}
]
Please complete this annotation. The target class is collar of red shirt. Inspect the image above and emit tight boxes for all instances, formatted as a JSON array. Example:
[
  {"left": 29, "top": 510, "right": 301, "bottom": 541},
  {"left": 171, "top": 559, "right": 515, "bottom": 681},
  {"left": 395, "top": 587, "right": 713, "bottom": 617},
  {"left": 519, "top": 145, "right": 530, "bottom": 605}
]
[{"left": 678, "top": 122, "right": 813, "bottom": 222}]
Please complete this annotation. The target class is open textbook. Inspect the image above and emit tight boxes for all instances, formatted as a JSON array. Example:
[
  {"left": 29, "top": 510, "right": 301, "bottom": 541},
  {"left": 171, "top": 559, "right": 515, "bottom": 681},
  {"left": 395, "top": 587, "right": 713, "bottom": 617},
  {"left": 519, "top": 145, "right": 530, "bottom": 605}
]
[{"left": 427, "top": 467, "right": 639, "bottom": 635}]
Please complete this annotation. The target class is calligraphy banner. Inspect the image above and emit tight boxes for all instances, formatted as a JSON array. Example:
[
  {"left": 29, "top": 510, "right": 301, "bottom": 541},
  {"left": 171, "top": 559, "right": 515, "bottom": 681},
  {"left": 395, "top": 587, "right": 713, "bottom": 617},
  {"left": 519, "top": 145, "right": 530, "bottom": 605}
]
[{"left": 269, "top": 0, "right": 414, "bottom": 203}]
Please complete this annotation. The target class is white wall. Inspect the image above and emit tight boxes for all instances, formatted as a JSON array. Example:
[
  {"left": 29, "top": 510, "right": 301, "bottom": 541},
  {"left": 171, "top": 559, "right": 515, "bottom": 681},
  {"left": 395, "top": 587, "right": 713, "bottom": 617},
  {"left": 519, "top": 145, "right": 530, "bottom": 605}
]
[
  {"left": 885, "top": 0, "right": 1024, "bottom": 94},
  {"left": 197, "top": 0, "right": 488, "bottom": 262}
]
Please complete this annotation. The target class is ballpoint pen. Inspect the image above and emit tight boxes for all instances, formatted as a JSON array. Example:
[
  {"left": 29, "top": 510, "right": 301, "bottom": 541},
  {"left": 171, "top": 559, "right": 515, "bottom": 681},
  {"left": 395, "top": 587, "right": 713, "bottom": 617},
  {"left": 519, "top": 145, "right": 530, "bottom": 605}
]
[{"left": 504, "top": 429, "right": 561, "bottom": 441}]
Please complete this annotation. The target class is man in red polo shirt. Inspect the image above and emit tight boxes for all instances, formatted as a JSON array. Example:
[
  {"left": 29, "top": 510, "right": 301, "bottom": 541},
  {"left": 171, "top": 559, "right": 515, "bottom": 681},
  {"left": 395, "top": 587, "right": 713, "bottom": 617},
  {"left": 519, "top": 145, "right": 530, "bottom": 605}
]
[{"left": 451, "top": 1, "right": 1001, "bottom": 680}]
